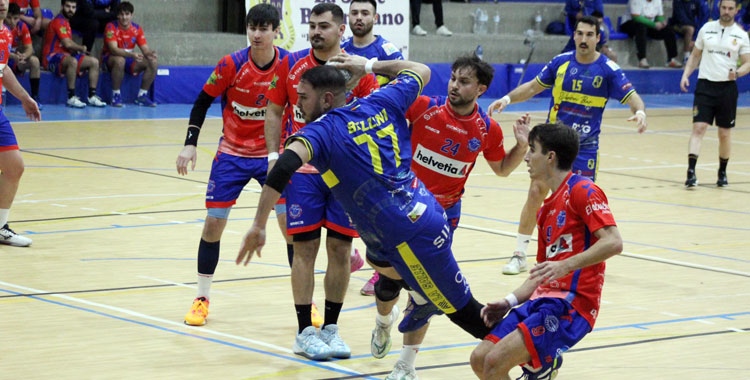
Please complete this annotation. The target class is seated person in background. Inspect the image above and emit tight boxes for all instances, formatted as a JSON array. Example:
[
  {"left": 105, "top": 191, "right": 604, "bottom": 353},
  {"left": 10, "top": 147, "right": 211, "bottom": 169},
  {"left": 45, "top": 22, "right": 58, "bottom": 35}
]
[
  {"left": 561, "top": 11, "right": 617, "bottom": 62},
  {"left": 10, "top": 0, "right": 53, "bottom": 33},
  {"left": 70, "top": 0, "right": 119, "bottom": 53},
  {"left": 564, "top": 0, "right": 604, "bottom": 32},
  {"left": 5, "top": 3, "right": 42, "bottom": 107},
  {"left": 43, "top": 0, "right": 106, "bottom": 108},
  {"left": 102, "top": 1, "right": 157, "bottom": 107},
  {"left": 620, "top": 0, "right": 682, "bottom": 68},
  {"left": 671, "top": 0, "right": 704, "bottom": 63}
]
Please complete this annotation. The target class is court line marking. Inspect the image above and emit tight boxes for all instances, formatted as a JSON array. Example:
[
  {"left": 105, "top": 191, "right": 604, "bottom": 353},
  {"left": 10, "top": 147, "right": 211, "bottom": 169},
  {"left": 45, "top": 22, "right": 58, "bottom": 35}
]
[
  {"left": 0, "top": 281, "right": 374, "bottom": 379},
  {"left": 137, "top": 275, "right": 240, "bottom": 298}
]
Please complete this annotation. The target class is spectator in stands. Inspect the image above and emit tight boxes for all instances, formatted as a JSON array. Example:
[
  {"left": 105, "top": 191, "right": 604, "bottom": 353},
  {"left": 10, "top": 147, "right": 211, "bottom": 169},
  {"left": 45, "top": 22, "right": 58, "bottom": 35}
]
[
  {"left": 564, "top": 0, "right": 604, "bottom": 31},
  {"left": 11, "top": 0, "right": 53, "bottom": 33},
  {"left": 102, "top": 1, "right": 157, "bottom": 107},
  {"left": 5, "top": 3, "right": 42, "bottom": 107},
  {"left": 561, "top": 11, "right": 617, "bottom": 62},
  {"left": 671, "top": 0, "right": 704, "bottom": 63},
  {"left": 620, "top": 0, "right": 682, "bottom": 68},
  {"left": 70, "top": 0, "right": 119, "bottom": 53},
  {"left": 43, "top": 0, "right": 106, "bottom": 108},
  {"left": 410, "top": 0, "right": 452, "bottom": 36}
]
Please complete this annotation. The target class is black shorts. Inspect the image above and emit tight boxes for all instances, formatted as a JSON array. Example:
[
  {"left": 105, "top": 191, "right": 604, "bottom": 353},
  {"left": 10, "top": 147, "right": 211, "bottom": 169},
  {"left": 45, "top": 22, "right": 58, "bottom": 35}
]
[{"left": 693, "top": 79, "right": 737, "bottom": 128}]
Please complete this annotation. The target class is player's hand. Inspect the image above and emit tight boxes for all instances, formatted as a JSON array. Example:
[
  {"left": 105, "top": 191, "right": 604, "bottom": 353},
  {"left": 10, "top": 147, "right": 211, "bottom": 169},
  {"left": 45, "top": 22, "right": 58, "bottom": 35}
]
[
  {"left": 147, "top": 51, "right": 158, "bottom": 61},
  {"left": 488, "top": 96, "right": 510, "bottom": 115},
  {"left": 176, "top": 145, "right": 197, "bottom": 175},
  {"left": 530, "top": 260, "right": 572, "bottom": 285},
  {"left": 680, "top": 76, "right": 690, "bottom": 92},
  {"left": 627, "top": 110, "right": 647, "bottom": 133},
  {"left": 729, "top": 68, "right": 737, "bottom": 81},
  {"left": 21, "top": 96, "right": 41, "bottom": 122},
  {"left": 513, "top": 112, "right": 531, "bottom": 148},
  {"left": 328, "top": 52, "right": 368, "bottom": 79},
  {"left": 480, "top": 300, "right": 511, "bottom": 327},
  {"left": 133, "top": 53, "right": 144, "bottom": 62},
  {"left": 654, "top": 21, "right": 666, "bottom": 30},
  {"left": 236, "top": 225, "right": 265, "bottom": 266}
]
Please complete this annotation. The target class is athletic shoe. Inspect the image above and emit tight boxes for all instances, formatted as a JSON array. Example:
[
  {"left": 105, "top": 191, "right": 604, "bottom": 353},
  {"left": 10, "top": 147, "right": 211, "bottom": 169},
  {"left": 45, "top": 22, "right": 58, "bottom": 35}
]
[
  {"left": 371, "top": 304, "right": 399, "bottom": 359},
  {"left": 638, "top": 58, "right": 650, "bottom": 69},
  {"left": 398, "top": 295, "right": 443, "bottom": 333},
  {"left": 88, "top": 95, "right": 106, "bottom": 107},
  {"left": 311, "top": 302, "right": 323, "bottom": 328},
  {"left": 361, "top": 272, "right": 379, "bottom": 296},
  {"left": 293, "top": 325, "right": 332, "bottom": 361},
  {"left": 503, "top": 252, "right": 528, "bottom": 275},
  {"left": 135, "top": 94, "right": 156, "bottom": 107},
  {"left": 665, "top": 58, "right": 683, "bottom": 68},
  {"left": 318, "top": 324, "right": 351, "bottom": 358},
  {"left": 717, "top": 171, "right": 728, "bottom": 187},
  {"left": 184, "top": 297, "right": 209, "bottom": 326},
  {"left": 350, "top": 248, "right": 364, "bottom": 272},
  {"left": 386, "top": 360, "right": 419, "bottom": 380},
  {"left": 111, "top": 93, "right": 123, "bottom": 107},
  {"left": 32, "top": 95, "right": 43, "bottom": 110},
  {"left": 519, "top": 354, "right": 562, "bottom": 380},
  {"left": 66, "top": 96, "right": 86, "bottom": 108},
  {"left": 685, "top": 170, "right": 698, "bottom": 188},
  {"left": 0, "top": 224, "right": 32, "bottom": 247},
  {"left": 436, "top": 25, "right": 453, "bottom": 37},
  {"left": 412, "top": 25, "right": 427, "bottom": 36}
]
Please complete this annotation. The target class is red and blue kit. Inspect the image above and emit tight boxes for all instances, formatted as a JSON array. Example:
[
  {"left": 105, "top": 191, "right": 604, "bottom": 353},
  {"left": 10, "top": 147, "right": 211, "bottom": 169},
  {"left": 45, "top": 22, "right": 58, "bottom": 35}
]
[
  {"left": 102, "top": 21, "right": 147, "bottom": 74},
  {"left": 42, "top": 14, "right": 84, "bottom": 75},
  {"left": 0, "top": 25, "right": 19, "bottom": 151},
  {"left": 8, "top": 21, "right": 31, "bottom": 74}
]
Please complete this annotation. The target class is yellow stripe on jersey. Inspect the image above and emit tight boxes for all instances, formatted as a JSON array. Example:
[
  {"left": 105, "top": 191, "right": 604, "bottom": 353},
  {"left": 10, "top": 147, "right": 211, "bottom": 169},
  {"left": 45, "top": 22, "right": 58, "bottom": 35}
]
[
  {"left": 396, "top": 242, "right": 457, "bottom": 313},
  {"left": 556, "top": 91, "right": 608, "bottom": 108},
  {"left": 397, "top": 69, "right": 424, "bottom": 96},
  {"left": 620, "top": 89, "right": 636, "bottom": 104},
  {"left": 321, "top": 170, "right": 339, "bottom": 188},
  {"left": 549, "top": 61, "right": 570, "bottom": 122},
  {"left": 536, "top": 76, "right": 553, "bottom": 89},
  {"left": 288, "top": 136, "right": 314, "bottom": 161}
]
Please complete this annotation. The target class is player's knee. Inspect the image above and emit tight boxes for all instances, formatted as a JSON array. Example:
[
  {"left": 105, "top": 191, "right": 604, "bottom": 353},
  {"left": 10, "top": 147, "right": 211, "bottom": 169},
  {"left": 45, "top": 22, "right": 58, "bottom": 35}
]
[
  {"left": 1, "top": 159, "right": 24, "bottom": 182},
  {"left": 111, "top": 56, "right": 125, "bottom": 70},
  {"left": 29, "top": 55, "right": 39, "bottom": 67},
  {"left": 446, "top": 297, "right": 491, "bottom": 339},
  {"left": 374, "top": 274, "right": 403, "bottom": 302},
  {"left": 470, "top": 345, "right": 489, "bottom": 374}
]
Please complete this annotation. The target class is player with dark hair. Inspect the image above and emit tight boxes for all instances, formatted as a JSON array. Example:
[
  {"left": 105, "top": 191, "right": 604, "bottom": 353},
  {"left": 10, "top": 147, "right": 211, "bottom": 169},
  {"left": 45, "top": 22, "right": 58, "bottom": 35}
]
[{"left": 5, "top": 2, "right": 42, "bottom": 107}]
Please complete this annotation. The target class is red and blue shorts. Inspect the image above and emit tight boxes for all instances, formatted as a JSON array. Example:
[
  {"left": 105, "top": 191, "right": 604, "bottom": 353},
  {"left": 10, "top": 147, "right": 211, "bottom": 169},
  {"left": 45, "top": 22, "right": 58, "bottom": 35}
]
[
  {"left": 102, "top": 54, "right": 139, "bottom": 75},
  {"left": 0, "top": 111, "right": 18, "bottom": 151},
  {"left": 46, "top": 52, "right": 85, "bottom": 77},
  {"left": 572, "top": 149, "right": 598, "bottom": 182},
  {"left": 205, "top": 151, "right": 267, "bottom": 211},
  {"left": 284, "top": 172, "right": 358, "bottom": 237}
]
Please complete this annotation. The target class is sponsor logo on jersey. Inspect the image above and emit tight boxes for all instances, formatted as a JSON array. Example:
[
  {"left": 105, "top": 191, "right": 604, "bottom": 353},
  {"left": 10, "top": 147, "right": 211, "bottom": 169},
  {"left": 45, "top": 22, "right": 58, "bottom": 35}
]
[
  {"left": 423, "top": 108, "right": 440, "bottom": 121},
  {"left": 292, "top": 104, "right": 306, "bottom": 123},
  {"left": 585, "top": 201, "right": 610, "bottom": 215},
  {"left": 269, "top": 74, "right": 278, "bottom": 90},
  {"left": 231, "top": 102, "right": 266, "bottom": 120},
  {"left": 424, "top": 125, "right": 441, "bottom": 134},
  {"left": 556, "top": 210, "right": 566, "bottom": 228},
  {"left": 468, "top": 137, "right": 481, "bottom": 152},
  {"left": 289, "top": 204, "right": 302, "bottom": 219},
  {"left": 206, "top": 71, "right": 218, "bottom": 86},
  {"left": 413, "top": 144, "right": 471, "bottom": 178},
  {"left": 445, "top": 123, "right": 468, "bottom": 135},
  {"left": 544, "top": 315, "right": 559, "bottom": 332},
  {"left": 382, "top": 41, "right": 399, "bottom": 55},
  {"left": 407, "top": 202, "right": 426, "bottom": 223},
  {"left": 546, "top": 233, "right": 573, "bottom": 259}
]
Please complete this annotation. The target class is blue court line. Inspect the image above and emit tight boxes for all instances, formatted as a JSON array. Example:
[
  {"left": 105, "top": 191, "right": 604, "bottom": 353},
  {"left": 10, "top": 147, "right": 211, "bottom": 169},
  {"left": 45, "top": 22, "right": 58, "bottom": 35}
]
[{"left": 0, "top": 287, "right": 378, "bottom": 379}]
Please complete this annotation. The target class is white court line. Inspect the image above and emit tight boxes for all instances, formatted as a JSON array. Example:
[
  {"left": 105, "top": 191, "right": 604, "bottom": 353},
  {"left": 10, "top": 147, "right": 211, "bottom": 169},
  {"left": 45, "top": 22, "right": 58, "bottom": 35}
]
[
  {"left": 111, "top": 211, "right": 128, "bottom": 215},
  {"left": 660, "top": 312, "right": 682, "bottom": 317},
  {"left": 139, "top": 216, "right": 155, "bottom": 220},
  {"left": 170, "top": 220, "right": 186, "bottom": 224},
  {"left": 80, "top": 207, "right": 98, "bottom": 211},
  {"left": 0, "top": 280, "right": 365, "bottom": 376},
  {"left": 693, "top": 319, "right": 715, "bottom": 325},
  {"left": 459, "top": 223, "right": 750, "bottom": 277},
  {"left": 138, "top": 275, "right": 239, "bottom": 298},
  {"left": 727, "top": 327, "right": 746, "bottom": 333},
  {"left": 223, "top": 230, "right": 241, "bottom": 235},
  {"left": 16, "top": 192, "right": 204, "bottom": 203},
  {"left": 50, "top": 204, "right": 67, "bottom": 207}
]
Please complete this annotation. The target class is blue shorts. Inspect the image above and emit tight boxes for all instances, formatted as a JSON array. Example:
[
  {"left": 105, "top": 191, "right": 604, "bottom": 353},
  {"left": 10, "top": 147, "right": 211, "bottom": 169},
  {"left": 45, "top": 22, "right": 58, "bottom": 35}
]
[
  {"left": 445, "top": 200, "right": 461, "bottom": 234},
  {"left": 285, "top": 172, "right": 358, "bottom": 237},
  {"left": 103, "top": 54, "right": 139, "bottom": 75},
  {"left": 0, "top": 111, "right": 18, "bottom": 151},
  {"left": 572, "top": 149, "right": 598, "bottom": 181},
  {"left": 205, "top": 152, "right": 267, "bottom": 209},
  {"left": 46, "top": 52, "right": 85, "bottom": 77},
  {"left": 25, "top": 8, "right": 54, "bottom": 20},
  {"left": 486, "top": 298, "right": 590, "bottom": 371}
]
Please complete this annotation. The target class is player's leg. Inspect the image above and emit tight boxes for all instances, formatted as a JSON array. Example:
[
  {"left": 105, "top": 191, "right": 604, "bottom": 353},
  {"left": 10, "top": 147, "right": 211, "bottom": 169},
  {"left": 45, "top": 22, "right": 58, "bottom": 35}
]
[
  {"left": 60, "top": 55, "right": 86, "bottom": 108},
  {"left": 648, "top": 26, "right": 680, "bottom": 67},
  {"left": 622, "top": 21, "right": 650, "bottom": 67},
  {"left": 367, "top": 253, "right": 403, "bottom": 359},
  {"left": 106, "top": 55, "right": 126, "bottom": 107},
  {"left": 0, "top": 117, "right": 31, "bottom": 247},
  {"left": 479, "top": 329, "right": 531, "bottom": 380},
  {"left": 132, "top": 57, "right": 157, "bottom": 107},
  {"left": 688, "top": 80, "right": 716, "bottom": 187},
  {"left": 714, "top": 82, "right": 736, "bottom": 187},
  {"left": 504, "top": 179, "right": 548, "bottom": 275},
  {"left": 274, "top": 201, "right": 295, "bottom": 266},
  {"left": 79, "top": 55, "right": 105, "bottom": 107}
]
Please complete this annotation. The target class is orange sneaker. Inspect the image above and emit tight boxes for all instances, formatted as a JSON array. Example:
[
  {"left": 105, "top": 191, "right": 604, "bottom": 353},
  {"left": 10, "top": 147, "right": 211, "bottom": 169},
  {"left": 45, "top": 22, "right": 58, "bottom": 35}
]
[
  {"left": 184, "top": 297, "right": 209, "bottom": 326},
  {"left": 311, "top": 302, "right": 324, "bottom": 328}
]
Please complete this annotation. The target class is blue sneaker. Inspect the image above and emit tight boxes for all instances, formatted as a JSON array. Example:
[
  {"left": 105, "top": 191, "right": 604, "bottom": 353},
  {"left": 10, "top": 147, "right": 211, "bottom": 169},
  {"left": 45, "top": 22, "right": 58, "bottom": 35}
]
[
  {"left": 293, "top": 326, "right": 331, "bottom": 361},
  {"left": 397, "top": 295, "right": 443, "bottom": 333},
  {"left": 518, "top": 355, "right": 563, "bottom": 380},
  {"left": 134, "top": 94, "right": 156, "bottom": 107},
  {"left": 111, "top": 93, "right": 123, "bottom": 107}
]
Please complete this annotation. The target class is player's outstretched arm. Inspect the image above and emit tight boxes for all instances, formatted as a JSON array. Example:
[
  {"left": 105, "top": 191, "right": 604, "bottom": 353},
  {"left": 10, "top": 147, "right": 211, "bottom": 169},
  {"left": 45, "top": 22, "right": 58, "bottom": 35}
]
[
  {"left": 3, "top": 66, "right": 40, "bottom": 121},
  {"left": 488, "top": 80, "right": 545, "bottom": 115},
  {"left": 487, "top": 113, "right": 530, "bottom": 176},
  {"left": 625, "top": 92, "right": 647, "bottom": 133},
  {"left": 329, "top": 53, "right": 431, "bottom": 87}
]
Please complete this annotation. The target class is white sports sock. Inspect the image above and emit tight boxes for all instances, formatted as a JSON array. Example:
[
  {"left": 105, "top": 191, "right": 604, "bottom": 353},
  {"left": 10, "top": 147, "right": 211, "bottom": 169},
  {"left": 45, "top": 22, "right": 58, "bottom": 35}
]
[
  {"left": 376, "top": 310, "right": 394, "bottom": 326},
  {"left": 399, "top": 344, "right": 420, "bottom": 368},
  {"left": 515, "top": 233, "right": 531, "bottom": 256},
  {"left": 138, "top": 89, "right": 148, "bottom": 97},
  {"left": 113, "top": 90, "right": 121, "bottom": 95},
  {"left": 196, "top": 273, "right": 213, "bottom": 299},
  {"left": 0, "top": 209, "right": 9, "bottom": 227}
]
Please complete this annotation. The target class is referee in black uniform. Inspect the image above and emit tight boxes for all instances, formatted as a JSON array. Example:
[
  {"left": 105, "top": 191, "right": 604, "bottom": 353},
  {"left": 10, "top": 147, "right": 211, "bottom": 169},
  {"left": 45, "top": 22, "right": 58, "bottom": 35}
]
[{"left": 680, "top": 0, "right": 750, "bottom": 187}]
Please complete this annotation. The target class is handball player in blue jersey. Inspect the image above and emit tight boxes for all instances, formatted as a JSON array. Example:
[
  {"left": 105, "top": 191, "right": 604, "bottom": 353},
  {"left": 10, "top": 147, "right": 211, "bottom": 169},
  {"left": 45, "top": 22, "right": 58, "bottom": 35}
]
[
  {"left": 489, "top": 16, "right": 647, "bottom": 276},
  {"left": 237, "top": 55, "right": 496, "bottom": 346}
]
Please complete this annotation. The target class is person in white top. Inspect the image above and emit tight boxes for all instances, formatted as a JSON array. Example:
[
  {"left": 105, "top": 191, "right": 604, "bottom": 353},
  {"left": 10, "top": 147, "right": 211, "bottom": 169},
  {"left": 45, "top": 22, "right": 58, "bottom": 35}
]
[
  {"left": 620, "top": 0, "right": 682, "bottom": 68},
  {"left": 680, "top": 0, "right": 750, "bottom": 188}
]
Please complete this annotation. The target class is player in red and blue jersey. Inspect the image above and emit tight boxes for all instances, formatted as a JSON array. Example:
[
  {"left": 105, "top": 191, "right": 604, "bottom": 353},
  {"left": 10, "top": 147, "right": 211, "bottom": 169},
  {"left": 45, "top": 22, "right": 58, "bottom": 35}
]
[
  {"left": 261, "top": 3, "right": 378, "bottom": 360},
  {"left": 175, "top": 4, "right": 288, "bottom": 328},
  {"left": 5, "top": 2, "right": 41, "bottom": 106},
  {"left": 10, "top": 0, "right": 52, "bottom": 33},
  {"left": 471, "top": 122, "right": 623, "bottom": 380},
  {"left": 0, "top": 0, "right": 41, "bottom": 247},
  {"left": 238, "top": 57, "right": 498, "bottom": 361},
  {"left": 489, "top": 16, "right": 646, "bottom": 276},
  {"left": 101, "top": 2, "right": 157, "bottom": 107}
]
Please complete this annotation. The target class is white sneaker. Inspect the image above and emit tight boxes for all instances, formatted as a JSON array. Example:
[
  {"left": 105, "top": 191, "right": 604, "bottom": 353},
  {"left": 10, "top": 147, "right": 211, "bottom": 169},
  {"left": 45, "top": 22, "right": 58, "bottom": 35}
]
[
  {"left": 371, "top": 305, "right": 399, "bottom": 359},
  {"left": 0, "top": 224, "right": 32, "bottom": 247},
  {"left": 293, "top": 326, "right": 331, "bottom": 361},
  {"left": 88, "top": 95, "right": 107, "bottom": 107},
  {"left": 638, "top": 58, "right": 650, "bottom": 69},
  {"left": 436, "top": 25, "right": 453, "bottom": 37},
  {"left": 66, "top": 96, "right": 86, "bottom": 108},
  {"left": 412, "top": 25, "right": 427, "bottom": 36},
  {"left": 502, "top": 252, "right": 528, "bottom": 275},
  {"left": 318, "top": 324, "right": 351, "bottom": 359},
  {"left": 386, "top": 360, "right": 419, "bottom": 380}
]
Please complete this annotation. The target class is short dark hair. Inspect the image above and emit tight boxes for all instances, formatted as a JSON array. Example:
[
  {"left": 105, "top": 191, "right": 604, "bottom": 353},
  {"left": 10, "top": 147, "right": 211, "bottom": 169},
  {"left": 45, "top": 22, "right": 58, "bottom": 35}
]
[
  {"left": 591, "top": 11, "right": 603, "bottom": 18},
  {"left": 575, "top": 15, "right": 600, "bottom": 35},
  {"left": 117, "top": 1, "right": 134, "bottom": 14},
  {"left": 452, "top": 55, "right": 494, "bottom": 87},
  {"left": 350, "top": 0, "right": 377, "bottom": 12},
  {"left": 529, "top": 123, "right": 580, "bottom": 171},
  {"left": 8, "top": 3, "right": 21, "bottom": 16},
  {"left": 311, "top": 3, "right": 345, "bottom": 25},
  {"left": 61, "top": 0, "right": 76, "bottom": 5},
  {"left": 299, "top": 66, "right": 346, "bottom": 96},
  {"left": 246, "top": 3, "right": 280, "bottom": 29},
  {"left": 720, "top": 0, "right": 739, "bottom": 6}
]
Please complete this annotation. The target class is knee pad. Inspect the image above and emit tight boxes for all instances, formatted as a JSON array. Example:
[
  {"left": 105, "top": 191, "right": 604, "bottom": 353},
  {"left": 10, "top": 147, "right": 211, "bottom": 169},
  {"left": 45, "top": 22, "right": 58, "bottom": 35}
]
[
  {"left": 292, "top": 228, "right": 321, "bottom": 242},
  {"left": 374, "top": 274, "right": 403, "bottom": 302},
  {"left": 447, "top": 297, "right": 492, "bottom": 340},
  {"left": 326, "top": 228, "right": 353, "bottom": 243}
]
